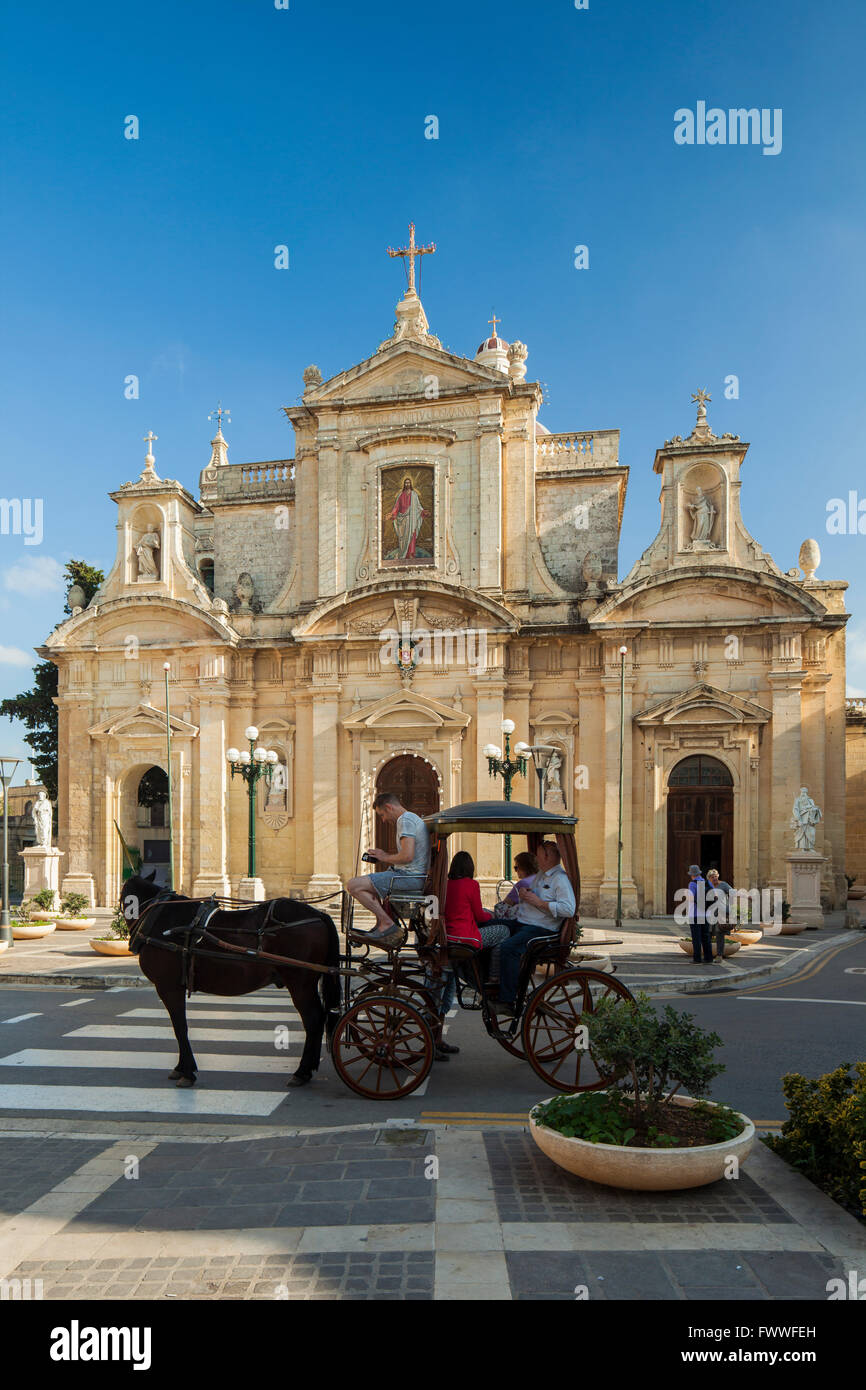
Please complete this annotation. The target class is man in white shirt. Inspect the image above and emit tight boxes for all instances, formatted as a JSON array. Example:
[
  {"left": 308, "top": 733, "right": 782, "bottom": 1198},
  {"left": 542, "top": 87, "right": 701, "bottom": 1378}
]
[
  {"left": 493, "top": 841, "right": 576, "bottom": 1013},
  {"left": 347, "top": 792, "right": 430, "bottom": 943}
]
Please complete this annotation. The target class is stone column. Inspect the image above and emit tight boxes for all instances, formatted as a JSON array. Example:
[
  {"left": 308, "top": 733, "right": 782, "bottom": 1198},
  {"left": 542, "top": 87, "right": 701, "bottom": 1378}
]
[
  {"left": 307, "top": 680, "right": 344, "bottom": 896},
  {"left": 502, "top": 422, "right": 531, "bottom": 595},
  {"left": 316, "top": 418, "right": 342, "bottom": 599},
  {"left": 768, "top": 672, "right": 804, "bottom": 893},
  {"left": 192, "top": 694, "right": 231, "bottom": 897},
  {"left": 58, "top": 695, "right": 97, "bottom": 905},
  {"left": 472, "top": 675, "right": 506, "bottom": 882},
  {"left": 573, "top": 678, "right": 605, "bottom": 913},
  {"left": 292, "top": 690, "right": 315, "bottom": 890},
  {"left": 597, "top": 669, "right": 639, "bottom": 919},
  {"left": 477, "top": 414, "right": 503, "bottom": 592}
]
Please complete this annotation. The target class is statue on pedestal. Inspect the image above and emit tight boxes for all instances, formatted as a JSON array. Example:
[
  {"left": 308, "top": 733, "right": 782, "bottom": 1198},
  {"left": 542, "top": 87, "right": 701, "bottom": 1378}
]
[
  {"left": 32, "top": 789, "right": 53, "bottom": 848},
  {"left": 791, "top": 786, "right": 823, "bottom": 852}
]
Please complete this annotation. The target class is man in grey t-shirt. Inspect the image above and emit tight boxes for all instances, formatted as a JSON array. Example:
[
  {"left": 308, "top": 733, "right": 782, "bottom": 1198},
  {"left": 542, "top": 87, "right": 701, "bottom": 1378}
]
[{"left": 347, "top": 791, "right": 431, "bottom": 943}]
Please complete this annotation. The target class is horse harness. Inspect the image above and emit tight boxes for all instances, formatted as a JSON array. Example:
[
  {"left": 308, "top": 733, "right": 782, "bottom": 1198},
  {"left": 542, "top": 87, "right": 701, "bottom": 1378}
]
[{"left": 130, "top": 891, "right": 346, "bottom": 997}]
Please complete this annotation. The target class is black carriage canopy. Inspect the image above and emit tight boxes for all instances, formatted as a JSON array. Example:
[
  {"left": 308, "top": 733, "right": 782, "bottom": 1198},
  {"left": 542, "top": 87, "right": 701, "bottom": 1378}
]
[{"left": 422, "top": 800, "right": 580, "bottom": 953}]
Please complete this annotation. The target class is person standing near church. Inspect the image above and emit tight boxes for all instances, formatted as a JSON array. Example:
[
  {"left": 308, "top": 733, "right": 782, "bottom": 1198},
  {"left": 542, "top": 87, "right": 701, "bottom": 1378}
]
[
  {"left": 346, "top": 791, "right": 430, "bottom": 945},
  {"left": 686, "top": 864, "right": 712, "bottom": 963},
  {"left": 706, "top": 868, "right": 734, "bottom": 962}
]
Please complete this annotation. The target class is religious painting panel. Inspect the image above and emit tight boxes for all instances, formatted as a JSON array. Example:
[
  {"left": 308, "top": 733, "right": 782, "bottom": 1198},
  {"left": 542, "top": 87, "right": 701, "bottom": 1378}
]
[{"left": 380, "top": 464, "right": 435, "bottom": 567}]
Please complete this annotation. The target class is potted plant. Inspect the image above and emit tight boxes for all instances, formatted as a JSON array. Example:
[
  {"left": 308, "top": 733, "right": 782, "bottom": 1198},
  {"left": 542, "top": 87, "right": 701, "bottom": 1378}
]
[
  {"left": 30, "top": 888, "right": 59, "bottom": 916},
  {"left": 529, "top": 992, "right": 755, "bottom": 1190},
  {"left": 90, "top": 909, "right": 133, "bottom": 957},
  {"left": 846, "top": 874, "right": 866, "bottom": 902},
  {"left": 11, "top": 899, "right": 57, "bottom": 940},
  {"left": 56, "top": 892, "right": 96, "bottom": 931},
  {"left": 676, "top": 936, "right": 741, "bottom": 958}
]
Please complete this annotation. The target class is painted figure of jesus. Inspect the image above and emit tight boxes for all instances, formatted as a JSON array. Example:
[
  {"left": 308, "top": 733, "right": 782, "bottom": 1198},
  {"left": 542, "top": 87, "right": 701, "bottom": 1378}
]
[{"left": 389, "top": 477, "right": 428, "bottom": 561}]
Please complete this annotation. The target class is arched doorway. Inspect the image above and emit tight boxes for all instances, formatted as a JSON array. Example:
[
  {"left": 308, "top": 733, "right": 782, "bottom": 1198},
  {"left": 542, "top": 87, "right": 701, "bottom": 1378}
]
[
  {"left": 666, "top": 755, "right": 734, "bottom": 910},
  {"left": 374, "top": 754, "right": 440, "bottom": 856}
]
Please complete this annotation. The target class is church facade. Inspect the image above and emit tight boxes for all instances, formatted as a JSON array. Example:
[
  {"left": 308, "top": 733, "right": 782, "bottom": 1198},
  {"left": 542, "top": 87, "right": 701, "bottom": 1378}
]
[{"left": 43, "top": 243, "right": 851, "bottom": 914}]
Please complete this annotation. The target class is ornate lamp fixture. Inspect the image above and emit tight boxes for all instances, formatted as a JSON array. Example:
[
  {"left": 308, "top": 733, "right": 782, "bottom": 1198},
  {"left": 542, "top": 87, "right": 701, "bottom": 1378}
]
[{"left": 226, "top": 727, "right": 279, "bottom": 881}]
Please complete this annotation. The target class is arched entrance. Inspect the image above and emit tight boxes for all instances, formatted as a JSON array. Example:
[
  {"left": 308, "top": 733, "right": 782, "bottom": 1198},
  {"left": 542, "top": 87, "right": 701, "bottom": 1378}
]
[
  {"left": 666, "top": 754, "right": 734, "bottom": 910},
  {"left": 116, "top": 764, "right": 171, "bottom": 889},
  {"left": 374, "top": 754, "right": 440, "bottom": 856}
]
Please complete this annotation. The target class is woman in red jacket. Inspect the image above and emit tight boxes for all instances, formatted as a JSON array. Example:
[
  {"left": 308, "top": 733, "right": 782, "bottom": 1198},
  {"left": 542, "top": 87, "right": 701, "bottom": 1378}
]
[{"left": 444, "top": 852, "right": 511, "bottom": 956}]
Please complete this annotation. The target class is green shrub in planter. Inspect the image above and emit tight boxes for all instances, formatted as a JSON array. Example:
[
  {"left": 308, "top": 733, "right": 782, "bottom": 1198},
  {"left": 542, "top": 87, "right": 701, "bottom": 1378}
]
[
  {"left": 97, "top": 910, "right": 131, "bottom": 943},
  {"left": 764, "top": 1062, "right": 866, "bottom": 1218},
  {"left": 60, "top": 892, "right": 90, "bottom": 918},
  {"left": 31, "top": 889, "right": 56, "bottom": 912}
]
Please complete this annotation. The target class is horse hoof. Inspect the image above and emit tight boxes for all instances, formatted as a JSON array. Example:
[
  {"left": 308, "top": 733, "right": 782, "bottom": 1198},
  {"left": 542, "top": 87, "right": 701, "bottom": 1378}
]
[
  {"left": 175, "top": 1076, "right": 196, "bottom": 1088},
  {"left": 287, "top": 1074, "right": 311, "bottom": 1088}
]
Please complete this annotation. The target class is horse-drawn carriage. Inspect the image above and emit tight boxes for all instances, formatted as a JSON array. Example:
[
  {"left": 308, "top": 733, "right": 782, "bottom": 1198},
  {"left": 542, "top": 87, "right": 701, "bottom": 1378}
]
[{"left": 120, "top": 800, "right": 633, "bottom": 1100}]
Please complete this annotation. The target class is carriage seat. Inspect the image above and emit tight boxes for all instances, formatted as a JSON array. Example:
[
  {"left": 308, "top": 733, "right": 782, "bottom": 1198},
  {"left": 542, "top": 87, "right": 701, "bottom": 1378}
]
[
  {"left": 522, "top": 917, "right": 577, "bottom": 970},
  {"left": 445, "top": 941, "right": 483, "bottom": 962}
]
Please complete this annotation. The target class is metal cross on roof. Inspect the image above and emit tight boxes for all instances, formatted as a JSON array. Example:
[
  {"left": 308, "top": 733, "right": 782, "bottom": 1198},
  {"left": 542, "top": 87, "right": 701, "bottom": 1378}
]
[
  {"left": 208, "top": 403, "right": 231, "bottom": 432},
  {"left": 386, "top": 222, "right": 436, "bottom": 296}
]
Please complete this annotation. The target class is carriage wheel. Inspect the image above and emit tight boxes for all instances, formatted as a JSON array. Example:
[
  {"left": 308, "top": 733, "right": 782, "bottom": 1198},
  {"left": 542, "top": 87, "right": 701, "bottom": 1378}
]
[
  {"left": 352, "top": 981, "right": 440, "bottom": 1028},
  {"left": 522, "top": 968, "right": 635, "bottom": 1093},
  {"left": 331, "top": 995, "right": 434, "bottom": 1100}
]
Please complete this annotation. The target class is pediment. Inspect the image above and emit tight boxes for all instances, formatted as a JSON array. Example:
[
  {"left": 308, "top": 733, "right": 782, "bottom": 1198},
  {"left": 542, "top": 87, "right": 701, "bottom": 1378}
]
[
  {"left": 89, "top": 703, "right": 200, "bottom": 739},
  {"left": 304, "top": 339, "right": 509, "bottom": 407},
  {"left": 294, "top": 583, "right": 518, "bottom": 640},
  {"left": 635, "top": 683, "right": 771, "bottom": 728},
  {"left": 593, "top": 569, "right": 828, "bottom": 625},
  {"left": 342, "top": 689, "right": 470, "bottom": 733}
]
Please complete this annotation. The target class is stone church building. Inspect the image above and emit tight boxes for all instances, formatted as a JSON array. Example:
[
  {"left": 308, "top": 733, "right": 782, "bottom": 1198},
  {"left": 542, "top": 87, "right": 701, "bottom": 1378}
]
[{"left": 43, "top": 239, "right": 852, "bottom": 914}]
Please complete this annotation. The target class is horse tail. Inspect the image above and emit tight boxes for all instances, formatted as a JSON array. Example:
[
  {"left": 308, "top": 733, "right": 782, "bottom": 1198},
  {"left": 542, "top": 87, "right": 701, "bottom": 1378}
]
[{"left": 320, "top": 911, "right": 341, "bottom": 1044}]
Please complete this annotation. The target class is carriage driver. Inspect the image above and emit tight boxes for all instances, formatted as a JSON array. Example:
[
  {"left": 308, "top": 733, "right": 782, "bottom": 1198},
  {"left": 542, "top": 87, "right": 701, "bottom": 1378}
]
[{"left": 347, "top": 792, "right": 431, "bottom": 945}]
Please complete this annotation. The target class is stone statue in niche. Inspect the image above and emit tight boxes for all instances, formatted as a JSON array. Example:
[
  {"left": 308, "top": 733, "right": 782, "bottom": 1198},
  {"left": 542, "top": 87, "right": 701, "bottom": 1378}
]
[
  {"left": 229, "top": 572, "right": 262, "bottom": 614},
  {"left": 134, "top": 528, "right": 161, "bottom": 579},
  {"left": 791, "top": 786, "right": 823, "bottom": 852},
  {"left": 686, "top": 487, "right": 717, "bottom": 550},
  {"left": 32, "top": 789, "right": 53, "bottom": 848},
  {"left": 543, "top": 750, "right": 567, "bottom": 813}
]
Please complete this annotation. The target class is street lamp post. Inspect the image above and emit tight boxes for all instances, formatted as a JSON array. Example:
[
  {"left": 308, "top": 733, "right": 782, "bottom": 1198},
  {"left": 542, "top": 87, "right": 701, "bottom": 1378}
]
[
  {"left": 616, "top": 644, "right": 628, "bottom": 931},
  {"left": 226, "top": 727, "right": 278, "bottom": 882},
  {"left": 483, "top": 719, "right": 528, "bottom": 877},
  {"left": 163, "top": 663, "right": 175, "bottom": 891},
  {"left": 0, "top": 757, "right": 21, "bottom": 946},
  {"left": 528, "top": 744, "right": 557, "bottom": 811}
]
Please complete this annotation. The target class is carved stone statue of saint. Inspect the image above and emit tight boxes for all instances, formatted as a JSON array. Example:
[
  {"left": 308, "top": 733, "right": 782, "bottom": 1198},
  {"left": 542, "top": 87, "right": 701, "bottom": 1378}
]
[
  {"left": 688, "top": 487, "right": 716, "bottom": 546},
  {"left": 135, "top": 529, "right": 161, "bottom": 579},
  {"left": 32, "top": 789, "right": 53, "bottom": 848},
  {"left": 791, "top": 786, "right": 823, "bottom": 852}
]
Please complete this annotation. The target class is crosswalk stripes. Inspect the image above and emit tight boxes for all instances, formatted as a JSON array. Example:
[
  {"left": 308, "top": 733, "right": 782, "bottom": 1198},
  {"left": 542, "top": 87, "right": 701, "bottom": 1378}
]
[{"left": 0, "top": 990, "right": 308, "bottom": 1119}]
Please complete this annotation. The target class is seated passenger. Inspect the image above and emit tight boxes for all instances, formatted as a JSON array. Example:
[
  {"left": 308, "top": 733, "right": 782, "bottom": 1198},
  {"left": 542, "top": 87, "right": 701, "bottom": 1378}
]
[
  {"left": 495, "top": 851, "right": 538, "bottom": 927},
  {"left": 444, "top": 851, "right": 512, "bottom": 953},
  {"left": 493, "top": 841, "right": 576, "bottom": 1015}
]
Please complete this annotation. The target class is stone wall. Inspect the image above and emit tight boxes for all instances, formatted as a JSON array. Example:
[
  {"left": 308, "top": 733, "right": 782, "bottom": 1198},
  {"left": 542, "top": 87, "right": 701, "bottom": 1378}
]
[
  {"left": 845, "top": 705, "right": 866, "bottom": 885},
  {"left": 213, "top": 501, "right": 292, "bottom": 610},
  {"left": 536, "top": 473, "right": 621, "bottom": 591}
]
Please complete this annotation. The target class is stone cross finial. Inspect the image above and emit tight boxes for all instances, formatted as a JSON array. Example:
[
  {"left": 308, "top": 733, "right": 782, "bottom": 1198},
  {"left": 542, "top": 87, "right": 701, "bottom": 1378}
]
[
  {"left": 141, "top": 431, "right": 159, "bottom": 479},
  {"left": 208, "top": 403, "right": 231, "bottom": 433},
  {"left": 691, "top": 389, "right": 711, "bottom": 422},
  {"left": 386, "top": 222, "right": 436, "bottom": 296},
  {"left": 488, "top": 313, "right": 501, "bottom": 336}
]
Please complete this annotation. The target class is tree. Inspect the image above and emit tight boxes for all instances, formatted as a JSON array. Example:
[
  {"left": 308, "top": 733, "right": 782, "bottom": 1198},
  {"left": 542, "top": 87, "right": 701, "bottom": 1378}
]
[{"left": 0, "top": 560, "right": 104, "bottom": 800}]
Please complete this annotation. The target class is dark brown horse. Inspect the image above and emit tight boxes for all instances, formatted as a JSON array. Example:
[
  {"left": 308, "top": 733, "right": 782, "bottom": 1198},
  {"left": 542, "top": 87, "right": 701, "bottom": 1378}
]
[{"left": 119, "top": 873, "right": 341, "bottom": 1088}]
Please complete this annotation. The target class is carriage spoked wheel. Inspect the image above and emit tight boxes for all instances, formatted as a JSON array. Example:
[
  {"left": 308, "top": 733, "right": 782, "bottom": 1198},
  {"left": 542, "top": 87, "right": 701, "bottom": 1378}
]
[
  {"left": 352, "top": 981, "right": 440, "bottom": 1029},
  {"left": 522, "top": 968, "right": 635, "bottom": 1093},
  {"left": 331, "top": 994, "right": 434, "bottom": 1099}
]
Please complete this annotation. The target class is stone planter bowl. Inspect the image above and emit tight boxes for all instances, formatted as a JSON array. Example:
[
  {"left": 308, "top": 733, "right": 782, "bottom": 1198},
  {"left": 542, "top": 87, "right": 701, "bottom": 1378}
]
[
  {"left": 846, "top": 887, "right": 866, "bottom": 901},
  {"left": 90, "top": 939, "right": 132, "bottom": 956},
  {"left": 728, "top": 928, "right": 763, "bottom": 945},
  {"left": 530, "top": 1093, "right": 755, "bottom": 1192},
  {"left": 55, "top": 917, "right": 96, "bottom": 931},
  {"left": 677, "top": 937, "right": 740, "bottom": 958},
  {"left": 12, "top": 922, "right": 56, "bottom": 939},
  {"left": 779, "top": 922, "right": 807, "bottom": 935}
]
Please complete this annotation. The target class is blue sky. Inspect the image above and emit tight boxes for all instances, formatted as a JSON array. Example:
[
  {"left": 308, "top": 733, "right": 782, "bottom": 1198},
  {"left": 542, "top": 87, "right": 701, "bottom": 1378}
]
[{"left": 1, "top": 0, "right": 865, "bottom": 778}]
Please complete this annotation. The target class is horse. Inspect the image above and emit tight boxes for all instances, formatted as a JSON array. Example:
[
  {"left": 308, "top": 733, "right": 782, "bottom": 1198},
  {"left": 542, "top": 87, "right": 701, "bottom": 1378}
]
[{"left": 119, "top": 872, "right": 341, "bottom": 1088}]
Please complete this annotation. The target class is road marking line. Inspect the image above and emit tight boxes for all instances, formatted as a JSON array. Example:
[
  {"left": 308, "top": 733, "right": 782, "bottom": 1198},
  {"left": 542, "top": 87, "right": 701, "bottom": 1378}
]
[
  {"left": 65, "top": 1024, "right": 302, "bottom": 1043},
  {"left": 0, "top": 1084, "right": 289, "bottom": 1116},
  {"left": 60, "top": 999, "right": 92, "bottom": 1008},
  {"left": 1, "top": 1014, "right": 42, "bottom": 1025},
  {"left": 0, "top": 1049, "right": 297, "bottom": 1074},
  {"left": 120, "top": 1007, "right": 300, "bottom": 1023},
  {"left": 736, "top": 997, "right": 866, "bottom": 1006}
]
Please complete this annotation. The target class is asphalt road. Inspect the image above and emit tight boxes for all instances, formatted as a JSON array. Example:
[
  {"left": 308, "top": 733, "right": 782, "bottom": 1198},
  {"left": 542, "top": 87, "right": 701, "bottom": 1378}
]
[{"left": 0, "top": 933, "right": 862, "bottom": 1132}]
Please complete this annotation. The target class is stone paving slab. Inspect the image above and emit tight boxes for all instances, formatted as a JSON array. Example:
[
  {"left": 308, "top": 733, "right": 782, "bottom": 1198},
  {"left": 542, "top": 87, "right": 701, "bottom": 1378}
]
[
  {"left": 1, "top": 1121, "right": 863, "bottom": 1300},
  {"left": 0, "top": 1137, "right": 108, "bottom": 1222},
  {"left": 484, "top": 1132, "right": 793, "bottom": 1225}
]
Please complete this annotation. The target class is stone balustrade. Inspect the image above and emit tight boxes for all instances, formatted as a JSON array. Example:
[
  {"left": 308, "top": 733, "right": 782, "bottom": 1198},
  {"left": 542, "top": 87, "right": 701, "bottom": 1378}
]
[
  {"left": 535, "top": 429, "right": 620, "bottom": 468},
  {"left": 846, "top": 696, "right": 866, "bottom": 720},
  {"left": 215, "top": 460, "right": 295, "bottom": 500}
]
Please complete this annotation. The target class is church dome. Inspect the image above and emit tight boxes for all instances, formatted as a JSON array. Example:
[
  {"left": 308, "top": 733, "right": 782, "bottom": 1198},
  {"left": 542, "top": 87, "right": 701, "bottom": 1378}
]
[
  {"left": 475, "top": 319, "right": 509, "bottom": 375},
  {"left": 477, "top": 334, "right": 508, "bottom": 355}
]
